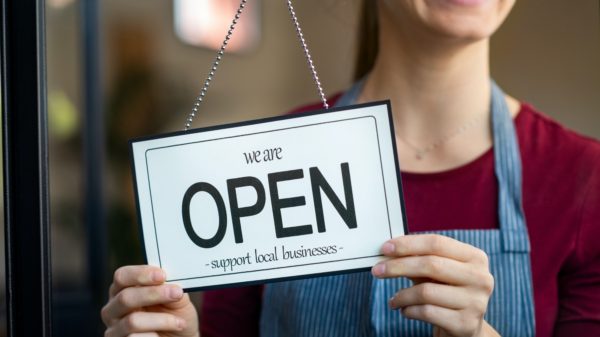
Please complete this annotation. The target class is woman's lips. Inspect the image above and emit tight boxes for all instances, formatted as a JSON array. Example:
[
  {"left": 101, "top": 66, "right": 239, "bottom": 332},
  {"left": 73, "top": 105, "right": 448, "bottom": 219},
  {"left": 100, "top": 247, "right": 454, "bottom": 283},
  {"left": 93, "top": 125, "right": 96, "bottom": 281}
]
[{"left": 432, "top": 0, "right": 489, "bottom": 7}]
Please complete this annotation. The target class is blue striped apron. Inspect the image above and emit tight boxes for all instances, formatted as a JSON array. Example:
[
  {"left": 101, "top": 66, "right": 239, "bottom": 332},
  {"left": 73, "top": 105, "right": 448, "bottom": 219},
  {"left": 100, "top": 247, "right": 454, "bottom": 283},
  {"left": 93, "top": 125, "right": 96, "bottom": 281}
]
[{"left": 260, "top": 81, "right": 535, "bottom": 337}]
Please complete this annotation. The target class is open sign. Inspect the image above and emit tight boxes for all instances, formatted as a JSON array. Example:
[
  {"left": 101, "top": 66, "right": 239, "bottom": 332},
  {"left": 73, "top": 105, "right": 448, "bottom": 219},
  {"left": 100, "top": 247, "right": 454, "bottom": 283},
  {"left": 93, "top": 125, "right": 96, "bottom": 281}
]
[{"left": 130, "top": 101, "right": 407, "bottom": 291}]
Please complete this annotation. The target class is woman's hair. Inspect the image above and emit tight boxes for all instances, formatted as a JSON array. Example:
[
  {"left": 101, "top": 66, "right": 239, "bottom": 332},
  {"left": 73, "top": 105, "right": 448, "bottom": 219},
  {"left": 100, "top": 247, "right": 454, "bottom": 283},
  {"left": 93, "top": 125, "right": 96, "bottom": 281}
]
[{"left": 354, "top": 0, "right": 379, "bottom": 81}]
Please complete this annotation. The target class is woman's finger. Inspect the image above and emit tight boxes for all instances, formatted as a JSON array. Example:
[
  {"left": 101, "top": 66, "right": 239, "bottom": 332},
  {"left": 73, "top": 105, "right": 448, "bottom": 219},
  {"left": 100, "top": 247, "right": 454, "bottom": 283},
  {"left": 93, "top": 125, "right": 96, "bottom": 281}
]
[
  {"left": 402, "top": 304, "right": 482, "bottom": 336},
  {"left": 372, "top": 255, "right": 488, "bottom": 286},
  {"left": 389, "top": 282, "right": 487, "bottom": 311},
  {"left": 382, "top": 234, "right": 489, "bottom": 266},
  {"left": 108, "top": 312, "right": 185, "bottom": 336},
  {"left": 110, "top": 265, "right": 166, "bottom": 298},
  {"left": 103, "top": 284, "right": 184, "bottom": 321}
]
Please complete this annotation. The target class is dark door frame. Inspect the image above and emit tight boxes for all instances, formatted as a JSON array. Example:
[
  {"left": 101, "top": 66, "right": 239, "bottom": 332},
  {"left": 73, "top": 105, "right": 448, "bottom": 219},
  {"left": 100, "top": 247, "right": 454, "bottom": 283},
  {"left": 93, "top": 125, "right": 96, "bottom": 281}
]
[{"left": 1, "top": 0, "right": 52, "bottom": 336}]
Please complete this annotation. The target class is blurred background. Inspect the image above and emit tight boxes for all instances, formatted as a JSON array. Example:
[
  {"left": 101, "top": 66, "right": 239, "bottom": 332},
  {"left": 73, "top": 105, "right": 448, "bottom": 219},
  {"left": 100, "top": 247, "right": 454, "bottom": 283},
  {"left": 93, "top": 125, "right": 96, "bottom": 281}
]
[{"left": 0, "top": 0, "right": 598, "bottom": 336}]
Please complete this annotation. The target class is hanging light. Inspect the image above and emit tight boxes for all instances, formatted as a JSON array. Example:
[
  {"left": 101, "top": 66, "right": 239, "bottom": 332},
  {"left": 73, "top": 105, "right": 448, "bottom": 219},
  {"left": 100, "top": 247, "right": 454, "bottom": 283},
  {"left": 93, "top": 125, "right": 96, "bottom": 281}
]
[{"left": 174, "top": 0, "right": 261, "bottom": 52}]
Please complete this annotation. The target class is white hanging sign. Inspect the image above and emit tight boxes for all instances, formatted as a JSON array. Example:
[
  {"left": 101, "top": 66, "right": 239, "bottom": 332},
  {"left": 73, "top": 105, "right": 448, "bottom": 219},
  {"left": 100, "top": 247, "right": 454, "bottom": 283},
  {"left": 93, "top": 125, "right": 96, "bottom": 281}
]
[{"left": 130, "top": 101, "right": 408, "bottom": 291}]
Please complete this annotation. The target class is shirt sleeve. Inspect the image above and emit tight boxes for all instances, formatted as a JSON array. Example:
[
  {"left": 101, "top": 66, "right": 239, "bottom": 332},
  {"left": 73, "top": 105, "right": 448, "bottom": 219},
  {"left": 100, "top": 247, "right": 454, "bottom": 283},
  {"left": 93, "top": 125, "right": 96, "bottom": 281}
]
[
  {"left": 200, "top": 286, "right": 263, "bottom": 337},
  {"left": 554, "top": 145, "right": 600, "bottom": 336}
]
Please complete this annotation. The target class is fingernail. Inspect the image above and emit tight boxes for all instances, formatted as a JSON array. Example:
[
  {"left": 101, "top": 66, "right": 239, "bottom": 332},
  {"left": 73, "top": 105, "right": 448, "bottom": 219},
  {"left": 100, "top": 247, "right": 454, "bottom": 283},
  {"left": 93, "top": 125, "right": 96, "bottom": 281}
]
[
  {"left": 176, "top": 318, "right": 186, "bottom": 330},
  {"left": 382, "top": 242, "right": 395, "bottom": 254},
  {"left": 372, "top": 263, "right": 386, "bottom": 276},
  {"left": 388, "top": 296, "right": 395, "bottom": 309},
  {"left": 152, "top": 270, "right": 165, "bottom": 282},
  {"left": 169, "top": 286, "right": 183, "bottom": 299}
]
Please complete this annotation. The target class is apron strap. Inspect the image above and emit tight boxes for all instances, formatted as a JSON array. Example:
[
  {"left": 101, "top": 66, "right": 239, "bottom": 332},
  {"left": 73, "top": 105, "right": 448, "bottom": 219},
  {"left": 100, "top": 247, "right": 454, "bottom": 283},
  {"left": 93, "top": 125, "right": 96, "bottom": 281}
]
[
  {"left": 335, "top": 78, "right": 364, "bottom": 108},
  {"left": 490, "top": 81, "right": 530, "bottom": 252}
]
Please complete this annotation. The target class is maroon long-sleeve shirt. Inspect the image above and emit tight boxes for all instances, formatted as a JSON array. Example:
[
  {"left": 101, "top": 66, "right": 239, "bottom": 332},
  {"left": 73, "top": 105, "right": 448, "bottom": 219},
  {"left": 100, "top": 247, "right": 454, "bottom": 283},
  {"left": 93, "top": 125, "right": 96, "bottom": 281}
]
[{"left": 201, "top": 99, "right": 600, "bottom": 337}]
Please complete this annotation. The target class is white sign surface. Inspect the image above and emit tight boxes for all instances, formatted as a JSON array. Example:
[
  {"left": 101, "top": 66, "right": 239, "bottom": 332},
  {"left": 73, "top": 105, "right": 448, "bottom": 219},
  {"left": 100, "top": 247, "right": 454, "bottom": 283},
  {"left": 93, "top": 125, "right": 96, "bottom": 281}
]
[{"left": 130, "top": 101, "right": 408, "bottom": 291}]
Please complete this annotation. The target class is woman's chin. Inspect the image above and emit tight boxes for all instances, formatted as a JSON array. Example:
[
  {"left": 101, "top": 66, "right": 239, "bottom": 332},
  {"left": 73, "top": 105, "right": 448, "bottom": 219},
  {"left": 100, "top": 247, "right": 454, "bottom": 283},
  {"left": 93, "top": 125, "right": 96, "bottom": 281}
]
[
  {"left": 416, "top": 0, "right": 514, "bottom": 40},
  {"left": 381, "top": 0, "right": 514, "bottom": 44},
  {"left": 424, "top": 15, "right": 498, "bottom": 41},
  {"left": 419, "top": 3, "right": 509, "bottom": 41}
]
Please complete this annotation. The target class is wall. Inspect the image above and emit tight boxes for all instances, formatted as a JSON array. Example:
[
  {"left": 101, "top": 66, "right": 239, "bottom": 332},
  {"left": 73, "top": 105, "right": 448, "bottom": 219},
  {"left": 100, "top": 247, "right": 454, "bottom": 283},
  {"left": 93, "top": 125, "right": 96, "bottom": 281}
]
[{"left": 492, "top": 0, "right": 600, "bottom": 138}]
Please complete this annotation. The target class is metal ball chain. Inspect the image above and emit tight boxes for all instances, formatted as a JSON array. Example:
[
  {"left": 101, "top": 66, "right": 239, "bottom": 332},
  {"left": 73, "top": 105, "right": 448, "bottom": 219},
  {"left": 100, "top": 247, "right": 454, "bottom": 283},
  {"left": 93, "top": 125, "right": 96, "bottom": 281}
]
[
  {"left": 184, "top": 0, "right": 248, "bottom": 131},
  {"left": 184, "top": 0, "right": 329, "bottom": 131},
  {"left": 286, "top": 0, "right": 329, "bottom": 110}
]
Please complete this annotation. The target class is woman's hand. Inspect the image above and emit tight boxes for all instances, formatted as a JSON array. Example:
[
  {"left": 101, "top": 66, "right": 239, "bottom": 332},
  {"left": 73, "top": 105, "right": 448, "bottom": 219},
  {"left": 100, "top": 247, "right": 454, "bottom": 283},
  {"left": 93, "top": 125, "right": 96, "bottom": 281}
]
[
  {"left": 101, "top": 265, "right": 199, "bottom": 337},
  {"left": 371, "top": 234, "right": 499, "bottom": 337}
]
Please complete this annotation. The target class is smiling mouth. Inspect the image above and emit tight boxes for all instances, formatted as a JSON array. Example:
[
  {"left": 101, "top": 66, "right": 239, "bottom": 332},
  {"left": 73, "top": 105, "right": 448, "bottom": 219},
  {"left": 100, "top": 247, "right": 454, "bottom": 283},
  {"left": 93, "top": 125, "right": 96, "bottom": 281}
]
[{"left": 431, "top": 0, "right": 490, "bottom": 7}]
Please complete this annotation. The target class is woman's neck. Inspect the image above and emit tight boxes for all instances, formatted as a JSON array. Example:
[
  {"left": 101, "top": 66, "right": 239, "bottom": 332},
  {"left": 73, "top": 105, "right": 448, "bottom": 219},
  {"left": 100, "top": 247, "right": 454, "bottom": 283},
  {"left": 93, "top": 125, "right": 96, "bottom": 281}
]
[
  {"left": 365, "top": 40, "right": 491, "bottom": 138},
  {"left": 357, "top": 10, "right": 510, "bottom": 173}
]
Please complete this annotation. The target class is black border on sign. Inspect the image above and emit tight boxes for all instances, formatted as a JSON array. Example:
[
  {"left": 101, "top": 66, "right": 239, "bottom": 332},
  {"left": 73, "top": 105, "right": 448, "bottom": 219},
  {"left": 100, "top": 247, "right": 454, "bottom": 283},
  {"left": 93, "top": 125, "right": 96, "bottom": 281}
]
[{"left": 128, "top": 100, "right": 410, "bottom": 290}]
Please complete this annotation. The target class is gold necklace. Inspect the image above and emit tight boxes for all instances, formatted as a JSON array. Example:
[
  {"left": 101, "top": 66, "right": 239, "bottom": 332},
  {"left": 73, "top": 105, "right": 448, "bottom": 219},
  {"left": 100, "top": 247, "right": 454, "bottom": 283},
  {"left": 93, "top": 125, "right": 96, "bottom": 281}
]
[{"left": 396, "top": 113, "right": 484, "bottom": 160}]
